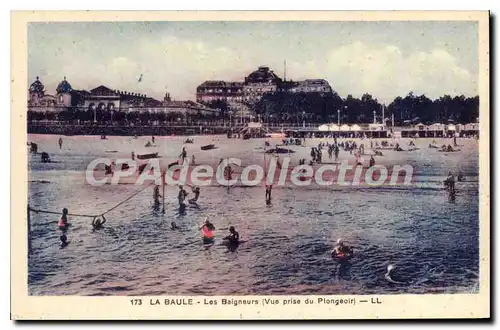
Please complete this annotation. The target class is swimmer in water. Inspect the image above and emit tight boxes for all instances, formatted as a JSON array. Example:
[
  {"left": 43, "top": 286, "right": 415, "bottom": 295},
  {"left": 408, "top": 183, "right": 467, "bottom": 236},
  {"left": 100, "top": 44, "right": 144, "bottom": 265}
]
[
  {"left": 60, "top": 234, "right": 69, "bottom": 248},
  {"left": 200, "top": 218, "right": 215, "bottom": 232},
  {"left": 331, "top": 239, "right": 354, "bottom": 261},
  {"left": 178, "top": 185, "right": 188, "bottom": 205},
  {"left": 171, "top": 221, "right": 179, "bottom": 230},
  {"left": 58, "top": 208, "right": 69, "bottom": 229},
  {"left": 224, "top": 226, "right": 240, "bottom": 245},
  {"left": 189, "top": 186, "right": 200, "bottom": 204},
  {"left": 385, "top": 264, "right": 405, "bottom": 284},
  {"left": 445, "top": 172, "right": 456, "bottom": 194},
  {"left": 178, "top": 203, "right": 187, "bottom": 215},
  {"left": 200, "top": 218, "right": 216, "bottom": 243},
  {"left": 265, "top": 184, "right": 272, "bottom": 203},
  {"left": 92, "top": 216, "right": 106, "bottom": 230}
]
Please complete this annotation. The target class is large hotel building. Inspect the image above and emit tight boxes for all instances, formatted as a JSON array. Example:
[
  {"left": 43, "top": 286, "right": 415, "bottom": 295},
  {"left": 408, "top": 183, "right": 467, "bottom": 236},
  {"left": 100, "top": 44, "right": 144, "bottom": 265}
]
[{"left": 196, "top": 66, "right": 333, "bottom": 114}]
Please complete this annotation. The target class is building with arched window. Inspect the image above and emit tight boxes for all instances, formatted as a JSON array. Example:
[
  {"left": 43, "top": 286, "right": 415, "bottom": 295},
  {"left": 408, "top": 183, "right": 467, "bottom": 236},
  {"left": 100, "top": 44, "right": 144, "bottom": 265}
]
[
  {"left": 28, "top": 76, "right": 70, "bottom": 112},
  {"left": 27, "top": 77, "right": 218, "bottom": 116}
]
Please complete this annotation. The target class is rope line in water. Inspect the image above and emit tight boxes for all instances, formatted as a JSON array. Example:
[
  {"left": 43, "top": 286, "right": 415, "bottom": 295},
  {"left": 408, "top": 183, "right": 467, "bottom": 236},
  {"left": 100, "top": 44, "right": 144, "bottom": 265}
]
[
  {"left": 28, "top": 208, "right": 97, "bottom": 218},
  {"left": 101, "top": 181, "right": 154, "bottom": 215},
  {"left": 28, "top": 181, "right": 155, "bottom": 219}
]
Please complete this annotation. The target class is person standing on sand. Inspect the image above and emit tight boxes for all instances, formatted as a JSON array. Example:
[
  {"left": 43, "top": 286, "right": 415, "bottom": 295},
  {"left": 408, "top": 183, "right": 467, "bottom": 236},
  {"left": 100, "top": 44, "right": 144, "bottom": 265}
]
[
  {"left": 58, "top": 137, "right": 63, "bottom": 149},
  {"left": 369, "top": 155, "right": 375, "bottom": 167},
  {"left": 179, "top": 147, "right": 187, "bottom": 164}
]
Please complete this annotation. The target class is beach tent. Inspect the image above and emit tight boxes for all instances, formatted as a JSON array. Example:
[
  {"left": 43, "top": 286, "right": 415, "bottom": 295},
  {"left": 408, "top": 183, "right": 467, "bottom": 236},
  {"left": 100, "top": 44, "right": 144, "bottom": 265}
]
[
  {"left": 350, "top": 124, "right": 362, "bottom": 131},
  {"left": 465, "top": 123, "right": 478, "bottom": 131},
  {"left": 340, "top": 124, "right": 350, "bottom": 131},
  {"left": 328, "top": 124, "right": 340, "bottom": 131},
  {"left": 415, "top": 123, "right": 425, "bottom": 130},
  {"left": 318, "top": 124, "right": 329, "bottom": 131},
  {"left": 428, "top": 123, "right": 445, "bottom": 131}
]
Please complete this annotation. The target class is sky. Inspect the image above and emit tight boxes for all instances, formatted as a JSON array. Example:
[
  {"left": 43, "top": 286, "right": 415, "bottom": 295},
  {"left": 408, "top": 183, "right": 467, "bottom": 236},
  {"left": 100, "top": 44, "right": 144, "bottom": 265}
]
[{"left": 28, "top": 21, "right": 479, "bottom": 103}]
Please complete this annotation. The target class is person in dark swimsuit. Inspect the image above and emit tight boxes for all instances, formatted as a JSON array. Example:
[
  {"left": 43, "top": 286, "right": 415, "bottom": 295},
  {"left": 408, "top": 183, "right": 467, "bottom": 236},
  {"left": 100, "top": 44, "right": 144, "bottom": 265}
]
[
  {"left": 189, "top": 186, "right": 200, "bottom": 204},
  {"left": 265, "top": 185, "right": 272, "bottom": 203},
  {"left": 180, "top": 147, "right": 187, "bottom": 164},
  {"left": 224, "top": 226, "right": 239, "bottom": 245},
  {"left": 60, "top": 234, "right": 69, "bottom": 248},
  {"left": 178, "top": 185, "right": 188, "bottom": 205},
  {"left": 92, "top": 216, "right": 106, "bottom": 230}
]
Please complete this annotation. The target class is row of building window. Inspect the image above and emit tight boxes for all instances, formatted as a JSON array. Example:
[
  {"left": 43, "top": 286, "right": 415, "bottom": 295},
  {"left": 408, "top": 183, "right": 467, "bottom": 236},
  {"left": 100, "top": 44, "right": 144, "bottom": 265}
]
[{"left": 199, "top": 86, "right": 330, "bottom": 95}]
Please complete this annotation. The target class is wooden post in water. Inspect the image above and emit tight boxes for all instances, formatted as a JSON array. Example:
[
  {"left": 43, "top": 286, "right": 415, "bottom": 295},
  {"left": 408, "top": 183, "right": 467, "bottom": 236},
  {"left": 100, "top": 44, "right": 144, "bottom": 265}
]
[
  {"left": 27, "top": 205, "right": 32, "bottom": 255},
  {"left": 162, "top": 169, "right": 166, "bottom": 214},
  {"left": 161, "top": 170, "right": 165, "bottom": 214}
]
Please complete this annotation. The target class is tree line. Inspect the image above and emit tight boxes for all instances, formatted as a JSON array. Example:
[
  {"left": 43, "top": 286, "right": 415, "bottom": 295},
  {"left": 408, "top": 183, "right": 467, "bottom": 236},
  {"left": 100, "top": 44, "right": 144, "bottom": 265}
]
[{"left": 246, "top": 91, "right": 479, "bottom": 125}]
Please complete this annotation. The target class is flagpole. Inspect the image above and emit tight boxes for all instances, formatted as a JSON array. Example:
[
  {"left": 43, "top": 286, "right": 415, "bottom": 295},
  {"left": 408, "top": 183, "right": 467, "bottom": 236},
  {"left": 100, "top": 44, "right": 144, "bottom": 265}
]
[{"left": 382, "top": 104, "right": 385, "bottom": 128}]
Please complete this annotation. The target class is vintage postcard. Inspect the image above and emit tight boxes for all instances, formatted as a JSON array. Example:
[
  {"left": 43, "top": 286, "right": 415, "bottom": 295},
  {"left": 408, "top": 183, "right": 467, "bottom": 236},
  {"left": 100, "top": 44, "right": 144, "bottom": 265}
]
[{"left": 11, "top": 11, "right": 490, "bottom": 320}]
